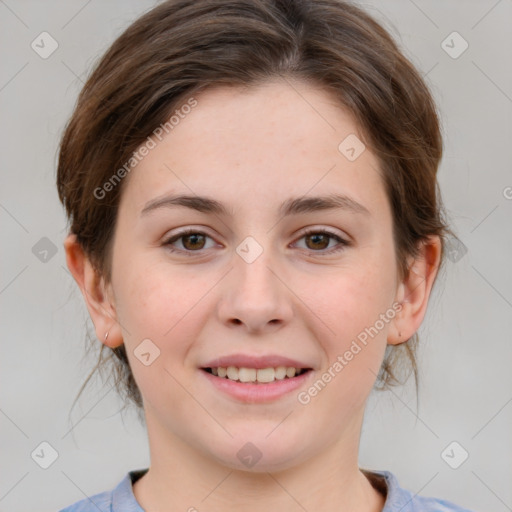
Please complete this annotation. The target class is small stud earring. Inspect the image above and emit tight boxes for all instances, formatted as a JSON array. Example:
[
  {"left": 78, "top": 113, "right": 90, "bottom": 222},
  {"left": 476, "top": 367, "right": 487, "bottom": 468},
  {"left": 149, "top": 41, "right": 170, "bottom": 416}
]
[{"left": 104, "top": 330, "right": 110, "bottom": 341}]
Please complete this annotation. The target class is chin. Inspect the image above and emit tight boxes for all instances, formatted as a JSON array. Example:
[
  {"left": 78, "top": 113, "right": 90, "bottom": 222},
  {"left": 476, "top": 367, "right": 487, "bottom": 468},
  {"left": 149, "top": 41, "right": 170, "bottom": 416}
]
[{"left": 204, "top": 432, "right": 310, "bottom": 473}]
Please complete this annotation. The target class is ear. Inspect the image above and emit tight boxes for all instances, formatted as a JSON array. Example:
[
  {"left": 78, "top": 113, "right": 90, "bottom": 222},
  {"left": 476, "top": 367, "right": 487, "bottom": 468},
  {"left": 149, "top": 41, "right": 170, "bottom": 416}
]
[
  {"left": 63, "top": 233, "right": 123, "bottom": 348},
  {"left": 388, "top": 235, "right": 442, "bottom": 345}
]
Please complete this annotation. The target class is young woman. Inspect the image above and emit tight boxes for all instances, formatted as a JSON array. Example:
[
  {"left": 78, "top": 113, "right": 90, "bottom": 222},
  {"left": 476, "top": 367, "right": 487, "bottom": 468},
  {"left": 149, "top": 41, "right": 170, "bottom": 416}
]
[{"left": 57, "top": 0, "right": 474, "bottom": 510}]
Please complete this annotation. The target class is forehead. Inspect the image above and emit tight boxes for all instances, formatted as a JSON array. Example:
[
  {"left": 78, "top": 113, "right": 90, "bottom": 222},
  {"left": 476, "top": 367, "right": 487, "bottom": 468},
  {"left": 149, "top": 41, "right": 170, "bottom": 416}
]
[{"left": 119, "top": 79, "right": 387, "bottom": 218}]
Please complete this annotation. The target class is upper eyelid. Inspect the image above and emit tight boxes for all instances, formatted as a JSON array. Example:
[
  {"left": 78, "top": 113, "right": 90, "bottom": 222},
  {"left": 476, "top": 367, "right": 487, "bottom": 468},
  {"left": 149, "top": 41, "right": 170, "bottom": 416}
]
[
  {"left": 165, "top": 225, "right": 347, "bottom": 240},
  {"left": 297, "top": 226, "right": 348, "bottom": 238}
]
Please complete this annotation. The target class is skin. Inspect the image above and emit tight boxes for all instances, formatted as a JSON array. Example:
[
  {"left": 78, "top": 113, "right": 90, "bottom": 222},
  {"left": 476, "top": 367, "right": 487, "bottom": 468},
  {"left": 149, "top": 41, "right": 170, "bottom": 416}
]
[{"left": 65, "top": 78, "right": 441, "bottom": 512}]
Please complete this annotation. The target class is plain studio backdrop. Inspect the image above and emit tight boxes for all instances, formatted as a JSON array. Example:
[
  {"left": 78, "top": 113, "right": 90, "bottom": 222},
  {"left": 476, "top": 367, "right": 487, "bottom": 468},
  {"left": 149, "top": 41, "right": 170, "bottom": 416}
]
[{"left": 1, "top": 1, "right": 511, "bottom": 511}]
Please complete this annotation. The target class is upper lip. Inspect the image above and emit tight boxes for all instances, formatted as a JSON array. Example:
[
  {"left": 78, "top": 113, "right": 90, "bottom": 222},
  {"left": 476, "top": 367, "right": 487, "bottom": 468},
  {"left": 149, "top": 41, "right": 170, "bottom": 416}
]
[{"left": 201, "top": 354, "right": 313, "bottom": 370}]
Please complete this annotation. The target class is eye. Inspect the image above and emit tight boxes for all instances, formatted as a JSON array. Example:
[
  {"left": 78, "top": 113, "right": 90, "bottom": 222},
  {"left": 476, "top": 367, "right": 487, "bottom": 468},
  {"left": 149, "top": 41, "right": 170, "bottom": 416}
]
[
  {"left": 293, "top": 228, "right": 350, "bottom": 254},
  {"left": 163, "top": 227, "right": 350, "bottom": 256},
  {"left": 163, "top": 229, "right": 217, "bottom": 255}
]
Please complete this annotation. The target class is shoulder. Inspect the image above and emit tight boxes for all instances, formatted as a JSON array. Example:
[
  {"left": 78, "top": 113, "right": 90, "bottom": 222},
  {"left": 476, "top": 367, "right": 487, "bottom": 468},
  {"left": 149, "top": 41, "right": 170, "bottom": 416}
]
[
  {"left": 57, "top": 468, "right": 148, "bottom": 512},
  {"left": 363, "top": 470, "right": 476, "bottom": 512},
  {"left": 402, "top": 493, "right": 476, "bottom": 512},
  {"left": 57, "top": 488, "right": 112, "bottom": 512}
]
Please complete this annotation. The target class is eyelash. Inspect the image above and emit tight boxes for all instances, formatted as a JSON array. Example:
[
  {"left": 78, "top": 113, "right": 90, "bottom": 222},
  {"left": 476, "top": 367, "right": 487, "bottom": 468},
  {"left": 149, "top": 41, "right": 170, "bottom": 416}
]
[{"left": 163, "top": 228, "right": 350, "bottom": 256}]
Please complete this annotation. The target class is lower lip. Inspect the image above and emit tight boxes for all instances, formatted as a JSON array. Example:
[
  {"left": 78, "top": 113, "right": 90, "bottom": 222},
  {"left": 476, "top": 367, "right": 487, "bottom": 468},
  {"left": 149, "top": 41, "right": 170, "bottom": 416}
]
[{"left": 200, "top": 369, "right": 312, "bottom": 403}]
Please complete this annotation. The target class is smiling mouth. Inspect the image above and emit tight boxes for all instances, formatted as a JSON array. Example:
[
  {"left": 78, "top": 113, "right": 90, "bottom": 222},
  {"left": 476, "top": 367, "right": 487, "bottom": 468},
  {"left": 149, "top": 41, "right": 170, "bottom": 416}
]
[{"left": 202, "top": 366, "right": 312, "bottom": 384}]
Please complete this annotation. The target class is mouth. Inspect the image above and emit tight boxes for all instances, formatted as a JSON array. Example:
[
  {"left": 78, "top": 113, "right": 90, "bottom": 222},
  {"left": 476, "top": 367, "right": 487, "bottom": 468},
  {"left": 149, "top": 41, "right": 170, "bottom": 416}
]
[
  {"left": 201, "top": 366, "right": 312, "bottom": 384},
  {"left": 199, "top": 354, "right": 315, "bottom": 402}
]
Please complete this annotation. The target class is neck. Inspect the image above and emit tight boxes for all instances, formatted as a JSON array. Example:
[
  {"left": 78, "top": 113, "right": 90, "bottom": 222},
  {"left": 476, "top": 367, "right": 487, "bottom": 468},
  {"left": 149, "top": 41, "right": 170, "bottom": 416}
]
[{"left": 133, "top": 408, "right": 385, "bottom": 512}]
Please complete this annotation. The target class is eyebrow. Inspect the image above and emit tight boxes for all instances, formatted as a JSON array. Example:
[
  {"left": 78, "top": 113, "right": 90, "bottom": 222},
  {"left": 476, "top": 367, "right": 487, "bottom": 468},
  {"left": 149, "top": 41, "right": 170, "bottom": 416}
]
[{"left": 140, "top": 193, "right": 371, "bottom": 218}]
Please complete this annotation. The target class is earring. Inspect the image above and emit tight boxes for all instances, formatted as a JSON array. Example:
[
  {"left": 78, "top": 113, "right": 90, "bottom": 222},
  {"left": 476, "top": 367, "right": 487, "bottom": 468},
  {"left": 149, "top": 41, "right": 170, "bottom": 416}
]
[{"left": 104, "top": 330, "right": 110, "bottom": 342}]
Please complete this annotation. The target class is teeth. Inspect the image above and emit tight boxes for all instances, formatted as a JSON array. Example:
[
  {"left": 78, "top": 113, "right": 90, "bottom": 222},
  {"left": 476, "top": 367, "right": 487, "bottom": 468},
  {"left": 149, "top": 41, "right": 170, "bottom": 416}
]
[
  {"left": 208, "top": 366, "right": 305, "bottom": 383},
  {"left": 256, "top": 368, "right": 275, "bottom": 383},
  {"left": 274, "top": 366, "right": 287, "bottom": 380},
  {"left": 226, "top": 366, "right": 239, "bottom": 380},
  {"left": 286, "top": 367, "right": 296, "bottom": 378},
  {"left": 239, "top": 367, "right": 256, "bottom": 382}
]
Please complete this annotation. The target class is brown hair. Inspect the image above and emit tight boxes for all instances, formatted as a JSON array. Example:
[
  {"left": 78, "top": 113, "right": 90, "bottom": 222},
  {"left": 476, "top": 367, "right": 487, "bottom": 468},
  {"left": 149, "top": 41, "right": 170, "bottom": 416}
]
[{"left": 57, "top": 0, "right": 452, "bottom": 416}]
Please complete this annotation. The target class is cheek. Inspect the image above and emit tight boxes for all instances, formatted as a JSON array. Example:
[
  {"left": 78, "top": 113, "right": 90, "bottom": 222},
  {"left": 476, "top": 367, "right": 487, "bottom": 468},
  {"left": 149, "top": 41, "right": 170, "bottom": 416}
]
[
  {"left": 306, "top": 281, "right": 391, "bottom": 413},
  {"left": 305, "top": 258, "right": 395, "bottom": 392},
  {"left": 114, "top": 256, "right": 218, "bottom": 369},
  {"left": 113, "top": 259, "right": 209, "bottom": 408},
  {"left": 310, "top": 263, "right": 396, "bottom": 339},
  {"left": 117, "top": 251, "right": 195, "bottom": 321},
  {"left": 113, "top": 255, "right": 184, "bottom": 347}
]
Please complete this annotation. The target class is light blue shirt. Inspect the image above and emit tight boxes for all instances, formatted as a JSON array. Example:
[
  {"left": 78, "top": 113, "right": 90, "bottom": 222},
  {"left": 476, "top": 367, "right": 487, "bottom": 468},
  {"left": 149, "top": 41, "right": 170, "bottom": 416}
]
[{"left": 58, "top": 468, "right": 475, "bottom": 511}]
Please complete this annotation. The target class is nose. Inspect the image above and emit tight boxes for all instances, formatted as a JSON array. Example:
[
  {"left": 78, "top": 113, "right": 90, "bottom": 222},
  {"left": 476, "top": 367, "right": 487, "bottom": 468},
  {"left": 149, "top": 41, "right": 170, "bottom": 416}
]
[{"left": 217, "top": 246, "right": 294, "bottom": 334}]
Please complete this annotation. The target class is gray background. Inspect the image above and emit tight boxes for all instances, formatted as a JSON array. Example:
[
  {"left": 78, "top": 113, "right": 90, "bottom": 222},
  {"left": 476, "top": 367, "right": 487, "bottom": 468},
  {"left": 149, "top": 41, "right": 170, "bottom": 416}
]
[{"left": 1, "top": 1, "right": 511, "bottom": 511}]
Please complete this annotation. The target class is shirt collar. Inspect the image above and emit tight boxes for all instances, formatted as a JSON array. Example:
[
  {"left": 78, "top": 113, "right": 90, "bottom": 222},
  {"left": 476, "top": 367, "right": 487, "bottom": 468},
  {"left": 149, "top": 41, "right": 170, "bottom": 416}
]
[
  {"left": 363, "top": 469, "right": 416, "bottom": 510},
  {"left": 112, "top": 468, "right": 148, "bottom": 512},
  {"left": 113, "top": 467, "right": 411, "bottom": 511}
]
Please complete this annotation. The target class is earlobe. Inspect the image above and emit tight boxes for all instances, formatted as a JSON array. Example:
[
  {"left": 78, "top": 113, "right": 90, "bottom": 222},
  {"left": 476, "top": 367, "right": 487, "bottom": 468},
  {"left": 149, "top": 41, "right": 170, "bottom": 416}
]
[
  {"left": 63, "top": 233, "right": 124, "bottom": 348},
  {"left": 388, "top": 236, "right": 442, "bottom": 346}
]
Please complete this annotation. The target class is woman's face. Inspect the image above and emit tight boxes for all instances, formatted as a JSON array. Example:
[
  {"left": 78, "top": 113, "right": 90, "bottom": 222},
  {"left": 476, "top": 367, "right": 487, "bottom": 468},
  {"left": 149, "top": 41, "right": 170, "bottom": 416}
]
[{"left": 96, "top": 79, "right": 413, "bottom": 470}]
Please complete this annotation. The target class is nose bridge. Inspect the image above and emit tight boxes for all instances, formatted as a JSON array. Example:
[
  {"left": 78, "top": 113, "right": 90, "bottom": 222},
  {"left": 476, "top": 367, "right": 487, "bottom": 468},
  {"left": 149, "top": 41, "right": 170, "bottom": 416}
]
[
  {"left": 237, "top": 242, "right": 278, "bottom": 297},
  {"left": 218, "top": 236, "right": 293, "bottom": 331}
]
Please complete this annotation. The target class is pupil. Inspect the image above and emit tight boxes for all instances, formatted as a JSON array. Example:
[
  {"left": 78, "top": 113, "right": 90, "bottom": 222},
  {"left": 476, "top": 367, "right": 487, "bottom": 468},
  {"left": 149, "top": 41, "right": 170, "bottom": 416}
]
[
  {"left": 184, "top": 234, "right": 204, "bottom": 250},
  {"left": 308, "top": 234, "right": 328, "bottom": 250}
]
